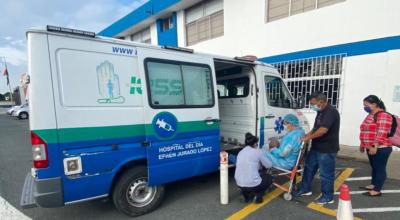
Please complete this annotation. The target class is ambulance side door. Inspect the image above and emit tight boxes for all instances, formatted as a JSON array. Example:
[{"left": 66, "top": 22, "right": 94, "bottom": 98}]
[
  {"left": 259, "top": 69, "right": 295, "bottom": 146},
  {"left": 138, "top": 49, "right": 220, "bottom": 185}
]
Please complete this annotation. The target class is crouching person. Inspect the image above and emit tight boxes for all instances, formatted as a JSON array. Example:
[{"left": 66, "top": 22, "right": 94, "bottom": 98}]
[{"left": 234, "top": 133, "right": 273, "bottom": 203}]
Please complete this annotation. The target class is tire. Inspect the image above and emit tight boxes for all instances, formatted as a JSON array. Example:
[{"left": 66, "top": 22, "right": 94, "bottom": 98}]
[
  {"left": 19, "top": 112, "right": 29, "bottom": 120},
  {"left": 112, "top": 166, "right": 165, "bottom": 217}
]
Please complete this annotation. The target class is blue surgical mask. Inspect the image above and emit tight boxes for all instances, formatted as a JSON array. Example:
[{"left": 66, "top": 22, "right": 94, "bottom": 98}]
[
  {"left": 364, "top": 106, "right": 372, "bottom": 113},
  {"left": 310, "top": 104, "right": 320, "bottom": 112}
]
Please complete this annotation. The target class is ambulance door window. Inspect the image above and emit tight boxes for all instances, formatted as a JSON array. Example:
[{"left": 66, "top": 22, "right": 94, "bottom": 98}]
[
  {"left": 145, "top": 59, "right": 214, "bottom": 108},
  {"left": 181, "top": 65, "right": 213, "bottom": 105},
  {"left": 264, "top": 76, "right": 294, "bottom": 108}
]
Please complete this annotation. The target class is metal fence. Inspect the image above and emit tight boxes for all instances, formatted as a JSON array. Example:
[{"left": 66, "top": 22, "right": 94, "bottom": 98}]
[{"left": 271, "top": 54, "right": 346, "bottom": 109}]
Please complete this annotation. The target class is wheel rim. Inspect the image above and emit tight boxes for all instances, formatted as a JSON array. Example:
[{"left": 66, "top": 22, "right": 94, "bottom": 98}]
[
  {"left": 126, "top": 178, "right": 156, "bottom": 207},
  {"left": 20, "top": 113, "right": 27, "bottom": 119}
]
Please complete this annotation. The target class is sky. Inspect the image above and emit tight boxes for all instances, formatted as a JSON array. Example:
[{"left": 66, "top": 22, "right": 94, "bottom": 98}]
[{"left": 0, "top": 0, "right": 149, "bottom": 94}]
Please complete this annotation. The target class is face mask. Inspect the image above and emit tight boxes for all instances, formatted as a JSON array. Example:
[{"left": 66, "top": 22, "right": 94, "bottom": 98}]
[
  {"left": 364, "top": 106, "right": 372, "bottom": 113},
  {"left": 310, "top": 104, "right": 320, "bottom": 112},
  {"left": 284, "top": 124, "right": 290, "bottom": 131}
]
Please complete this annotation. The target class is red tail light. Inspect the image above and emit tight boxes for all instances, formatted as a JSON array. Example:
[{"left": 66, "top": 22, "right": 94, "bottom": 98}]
[{"left": 31, "top": 131, "right": 49, "bottom": 168}]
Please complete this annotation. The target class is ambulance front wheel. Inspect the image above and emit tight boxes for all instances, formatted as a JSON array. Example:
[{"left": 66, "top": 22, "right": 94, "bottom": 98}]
[{"left": 112, "top": 166, "right": 165, "bottom": 217}]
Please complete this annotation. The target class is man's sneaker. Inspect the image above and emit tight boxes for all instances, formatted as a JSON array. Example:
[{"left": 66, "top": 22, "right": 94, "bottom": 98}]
[
  {"left": 316, "top": 196, "right": 334, "bottom": 205},
  {"left": 293, "top": 189, "right": 312, "bottom": 197}
]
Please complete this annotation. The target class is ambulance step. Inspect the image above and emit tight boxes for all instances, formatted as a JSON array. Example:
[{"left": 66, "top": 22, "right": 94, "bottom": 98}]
[{"left": 20, "top": 173, "right": 37, "bottom": 209}]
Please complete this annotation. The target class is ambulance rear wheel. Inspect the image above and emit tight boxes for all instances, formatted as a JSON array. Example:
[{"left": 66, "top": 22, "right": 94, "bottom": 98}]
[{"left": 112, "top": 166, "right": 165, "bottom": 217}]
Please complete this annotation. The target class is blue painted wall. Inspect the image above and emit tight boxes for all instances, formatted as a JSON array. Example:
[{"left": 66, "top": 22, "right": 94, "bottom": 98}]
[
  {"left": 259, "top": 35, "right": 400, "bottom": 63},
  {"left": 156, "top": 12, "right": 178, "bottom": 46},
  {"left": 99, "top": 0, "right": 181, "bottom": 37}
]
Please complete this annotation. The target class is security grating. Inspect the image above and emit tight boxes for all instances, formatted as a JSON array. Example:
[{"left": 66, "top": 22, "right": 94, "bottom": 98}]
[{"left": 271, "top": 54, "right": 346, "bottom": 109}]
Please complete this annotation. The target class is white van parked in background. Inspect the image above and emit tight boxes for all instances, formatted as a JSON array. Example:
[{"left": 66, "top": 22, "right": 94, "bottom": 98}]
[{"left": 21, "top": 26, "right": 309, "bottom": 216}]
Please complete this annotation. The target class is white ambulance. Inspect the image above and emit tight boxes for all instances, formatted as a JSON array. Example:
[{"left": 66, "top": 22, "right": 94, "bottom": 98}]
[{"left": 20, "top": 26, "right": 309, "bottom": 216}]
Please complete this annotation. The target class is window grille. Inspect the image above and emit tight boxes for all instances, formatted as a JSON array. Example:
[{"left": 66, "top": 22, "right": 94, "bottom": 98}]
[{"left": 271, "top": 54, "right": 345, "bottom": 109}]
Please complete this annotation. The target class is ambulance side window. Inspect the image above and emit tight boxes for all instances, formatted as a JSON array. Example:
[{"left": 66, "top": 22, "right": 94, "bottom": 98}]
[
  {"left": 265, "top": 75, "right": 294, "bottom": 108},
  {"left": 145, "top": 59, "right": 214, "bottom": 108}
]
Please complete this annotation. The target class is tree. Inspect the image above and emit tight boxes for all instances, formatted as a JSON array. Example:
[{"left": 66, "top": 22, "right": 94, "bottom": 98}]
[{"left": 3, "top": 92, "right": 11, "bottom": 101}]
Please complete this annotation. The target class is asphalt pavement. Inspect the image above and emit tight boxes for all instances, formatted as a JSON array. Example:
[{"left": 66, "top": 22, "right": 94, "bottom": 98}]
[{"left": 0, "top": 113, "right": 399, "bottom": 220}]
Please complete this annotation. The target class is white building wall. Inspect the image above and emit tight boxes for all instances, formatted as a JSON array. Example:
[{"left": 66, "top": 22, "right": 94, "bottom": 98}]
[
  {"left": 18, "top": 86, "right": 27, "bottom": 105},
  {"left": 340, "top": 51, "right": 400, "bottom": 146},
  {"left": 150, "top": 23, "right": 158, "bottom": 45},
  {"left": 183, "top": 0, "right": 400, "bottom": 57},
  {"left": 177, "top": 10, "right": 186, "bottom": 47}
]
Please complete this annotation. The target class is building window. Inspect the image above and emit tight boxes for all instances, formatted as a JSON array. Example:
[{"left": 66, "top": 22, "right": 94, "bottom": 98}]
[
  {"left": 272, "top": 54, "right": 345, "bottom": 109},
  {"left": 266, "top": 0, "right": 345, "bottom": 22},
  {"left": 185, "top": 0, "right": 224, "bottom": 46},
  {"left": 145, "top": 59, "right": 214, "bottom": 108},
  {"left": 130, "top": 28, "right": 151, "bottom": 44},
  {"left": 162, "top": 16, "right": 174, "bottom": 32}
]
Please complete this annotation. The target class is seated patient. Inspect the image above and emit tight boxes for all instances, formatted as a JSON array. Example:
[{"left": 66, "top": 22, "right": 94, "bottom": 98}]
[{"left": 264, "top": 114, "right": 305, "bottom": 170}]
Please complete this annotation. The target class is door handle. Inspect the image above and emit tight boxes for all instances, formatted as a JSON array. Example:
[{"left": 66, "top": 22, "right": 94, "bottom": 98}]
[
  {"left": 204, "top": 117, "right": 220, "bottom": 123},
  {"left": 264, "top": 114, "right": 275, "bottom": 119}
]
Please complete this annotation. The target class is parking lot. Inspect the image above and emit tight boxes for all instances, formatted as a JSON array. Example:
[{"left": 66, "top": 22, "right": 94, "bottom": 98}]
[{"left": 0, "top": 112, "right": 400, "bottom": 220}]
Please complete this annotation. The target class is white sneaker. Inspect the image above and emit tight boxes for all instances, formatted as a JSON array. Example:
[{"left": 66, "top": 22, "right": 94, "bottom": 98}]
[
  {"left": 294, "top": 190, "right": 312, "bottom": 197},
  {"left": 316, "top": 197, "right": 334, "bottom": 204}
]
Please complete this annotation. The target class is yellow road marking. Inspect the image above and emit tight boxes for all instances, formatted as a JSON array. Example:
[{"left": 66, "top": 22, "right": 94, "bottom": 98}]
[
  {"left": 226, "top": 176, "right": 302, "bottom": 220},
  {"left": 226, "top": 168, "right": 359, "bottom": 220},
  {"left": 307, "top": 168, "right": 364, "bottom": 220},
  {"left": 308, "top": 202, "right": 362, "bottom": 220},
  {"left": 334, "top": 168, "right": 354, "bottom": 191}
]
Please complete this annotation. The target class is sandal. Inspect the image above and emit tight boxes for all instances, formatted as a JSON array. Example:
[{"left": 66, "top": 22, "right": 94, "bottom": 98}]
[
  {"left": 358, "top": 186, "right": 373, "bottom": 190},
  {"left": 362, "top": 191, "right": 382, "bottom": 197}
]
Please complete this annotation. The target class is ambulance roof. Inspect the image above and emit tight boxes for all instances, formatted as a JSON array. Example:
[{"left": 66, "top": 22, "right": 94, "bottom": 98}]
[{"left": 27, "top": 26, "right": 273, "bottom": 68}]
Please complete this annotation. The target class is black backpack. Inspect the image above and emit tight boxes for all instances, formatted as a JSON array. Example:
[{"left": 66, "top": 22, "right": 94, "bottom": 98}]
[{"left": 373, "top": 111, "right": 398, "bottom": 137}]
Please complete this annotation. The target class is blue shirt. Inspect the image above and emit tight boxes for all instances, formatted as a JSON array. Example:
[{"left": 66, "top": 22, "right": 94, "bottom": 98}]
[
  {"left": 234, "top": 146, "right": 272, "bottom": 187},
  {"left": 265, "top": 127, "right": 305, "bottom": 170}
]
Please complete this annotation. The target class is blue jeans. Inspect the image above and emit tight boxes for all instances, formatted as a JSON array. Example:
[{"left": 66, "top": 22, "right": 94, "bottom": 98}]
[
  {"left": 367, "top": 147, "right": 392, "bottom": 192},
  {"left": 300, "top": 150, "right": 336, "bottom": 200}
]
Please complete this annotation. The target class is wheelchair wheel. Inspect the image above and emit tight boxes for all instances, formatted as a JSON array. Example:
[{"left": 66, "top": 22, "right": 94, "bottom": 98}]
[{"left": 283, "top": 192, "right": 293, "bottom": 201}]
